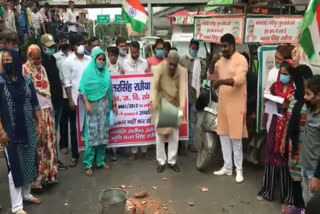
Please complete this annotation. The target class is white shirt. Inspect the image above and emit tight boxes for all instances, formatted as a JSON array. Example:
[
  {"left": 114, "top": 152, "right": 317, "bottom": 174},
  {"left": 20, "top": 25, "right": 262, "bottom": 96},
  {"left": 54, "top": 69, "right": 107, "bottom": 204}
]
[
  {"left": 5, "top": 9, "right": 16, "bottom": 32},
  {"left": 62, "top": 53, "right": 91, "bottom": 104},
  {"left": 117, "top": 54, "right": 128, "bottom": 68},
  {"left": 32, "top": 11, "right": 44, "bottom": 31},
  {"left": 64, "top": 9, "right": 77, "bottom": 32},
  {"left": 123, "top": 57, "right": 148, "bottom": 74},
  {"left": 109, "top": 62, "right": 121, "bottom": 73},
  {"left": 54, "top": 50, "right": 71, "bottom": 99}
]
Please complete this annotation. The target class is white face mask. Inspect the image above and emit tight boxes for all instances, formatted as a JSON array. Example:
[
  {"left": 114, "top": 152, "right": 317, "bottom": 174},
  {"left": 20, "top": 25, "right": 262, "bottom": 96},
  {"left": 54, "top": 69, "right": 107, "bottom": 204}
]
[{"left": 77, "top": 45, "right": 85, "bottom": 55}]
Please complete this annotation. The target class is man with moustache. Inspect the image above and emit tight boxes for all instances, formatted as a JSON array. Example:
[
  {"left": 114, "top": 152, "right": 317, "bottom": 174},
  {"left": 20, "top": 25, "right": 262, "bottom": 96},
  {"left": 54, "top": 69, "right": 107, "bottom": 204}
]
[{"left": 213, "top": 33, "right": 248, "bottom": 183}]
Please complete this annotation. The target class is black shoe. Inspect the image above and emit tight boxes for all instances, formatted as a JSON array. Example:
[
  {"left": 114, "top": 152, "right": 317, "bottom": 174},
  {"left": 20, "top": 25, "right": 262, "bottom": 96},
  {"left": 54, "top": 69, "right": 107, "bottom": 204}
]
[
  {"left": 157, "top": 164, "right": 166, "bottom": 173},
  {"left": 168, "top": 164, "right": 180, "bottom": 172}
]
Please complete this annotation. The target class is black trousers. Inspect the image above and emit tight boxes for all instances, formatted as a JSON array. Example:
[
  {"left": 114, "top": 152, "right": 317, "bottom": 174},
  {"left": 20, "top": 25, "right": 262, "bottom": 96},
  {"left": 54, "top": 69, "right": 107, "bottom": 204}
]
[
  {"left": 292, "top": 181, "right": 305, "bottom": 209},
  {"left": 59, "top": 99, "right": 79, "bottom": 159},
  {"left": 258, "top": 164, "right": 294, "bottom": 204}
]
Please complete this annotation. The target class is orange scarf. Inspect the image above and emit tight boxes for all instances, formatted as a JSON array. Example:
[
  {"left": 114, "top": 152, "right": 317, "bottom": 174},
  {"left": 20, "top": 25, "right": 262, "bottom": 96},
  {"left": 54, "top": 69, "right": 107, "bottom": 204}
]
[{"left": 23, "top": 60, "right": 51, "bottom": 98}]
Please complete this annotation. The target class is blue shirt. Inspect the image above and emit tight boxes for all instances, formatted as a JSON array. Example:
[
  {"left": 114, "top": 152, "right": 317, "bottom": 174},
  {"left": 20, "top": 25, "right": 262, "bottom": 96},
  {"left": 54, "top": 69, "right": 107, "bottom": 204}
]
[{"left": 18, "top": 9, "right": 29, "bottom": 31}]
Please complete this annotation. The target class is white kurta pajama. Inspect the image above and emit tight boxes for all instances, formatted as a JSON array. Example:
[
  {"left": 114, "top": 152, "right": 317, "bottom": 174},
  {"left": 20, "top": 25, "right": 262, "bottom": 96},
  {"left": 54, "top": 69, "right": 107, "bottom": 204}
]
[
  {"left": 5, "top": 150, "right": 34, "bottom": 213},
  {"left": 151, "top": 61, "right": 186, "bottom": 165}
]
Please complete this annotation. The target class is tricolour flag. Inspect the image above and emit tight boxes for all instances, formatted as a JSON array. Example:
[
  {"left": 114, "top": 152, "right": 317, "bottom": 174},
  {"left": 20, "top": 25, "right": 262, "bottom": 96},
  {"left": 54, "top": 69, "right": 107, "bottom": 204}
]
[
  {"left": 122, "top": 0, "right": 148, "bottom": 33},
  {"left": 299, "top": 0, "right": 320, "bottom": 60}
]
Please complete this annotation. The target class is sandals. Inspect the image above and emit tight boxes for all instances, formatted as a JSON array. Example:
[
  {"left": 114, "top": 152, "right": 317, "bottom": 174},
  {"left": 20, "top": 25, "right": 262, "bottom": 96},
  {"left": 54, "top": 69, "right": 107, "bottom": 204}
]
[
  {"left": 69, "top": 159, "right": 78, "bottom": 168},
  {"left": 61, "top": 148, "right": 69, "bottom": 154},
  {"left": 257, "top": 195, "right": 265, "bottom": 201},
  {"left": 15, "top": 210, "right": 28, "bottom": 214},
  {"left": 85, "top": 168, "right": 93, "bottom": 176},
  {"left": 31, "top": 184, "right": 44, "bottom": 194},
  {"left": 103, "top": 164, "right": 111, "bottom": 169},
  {"left": 24, "top": 197, "right": 41, "bottom": 205}
]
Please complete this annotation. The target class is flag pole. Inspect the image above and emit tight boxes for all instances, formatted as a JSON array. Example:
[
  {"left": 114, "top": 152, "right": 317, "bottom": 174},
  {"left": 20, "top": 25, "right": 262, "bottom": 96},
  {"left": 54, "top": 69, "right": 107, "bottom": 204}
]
[{"left": 120, "top": 16, "right": 122, "bottom": 36}]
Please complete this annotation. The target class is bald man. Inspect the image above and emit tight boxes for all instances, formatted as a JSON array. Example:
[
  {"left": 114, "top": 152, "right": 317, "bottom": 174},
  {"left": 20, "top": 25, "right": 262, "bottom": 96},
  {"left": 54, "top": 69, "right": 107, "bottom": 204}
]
[{"left": 151, "top": 51, "right": 187, "bottom": 173}]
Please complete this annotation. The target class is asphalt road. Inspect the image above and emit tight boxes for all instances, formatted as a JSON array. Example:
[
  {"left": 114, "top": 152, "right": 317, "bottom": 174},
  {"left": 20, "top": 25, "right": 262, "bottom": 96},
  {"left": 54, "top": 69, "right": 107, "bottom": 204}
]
[{"left": 0, "top": 113, "right": 281, "bottom": 214}]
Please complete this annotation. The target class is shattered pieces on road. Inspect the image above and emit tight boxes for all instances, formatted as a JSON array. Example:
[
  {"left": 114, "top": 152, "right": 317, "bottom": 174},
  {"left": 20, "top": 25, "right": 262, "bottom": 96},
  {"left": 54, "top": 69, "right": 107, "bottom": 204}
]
[
  {"left": 188, "top": 201, "right": 195, "bottom": 206},
  {"left": 134, "top": 191, "right": 148, "bottom": 198},
  {"left": 200, "top": 187, "right": 209, "bottom": 192},
  {"left": 119, "top": 184, "right": 126, "bottom": 189}
]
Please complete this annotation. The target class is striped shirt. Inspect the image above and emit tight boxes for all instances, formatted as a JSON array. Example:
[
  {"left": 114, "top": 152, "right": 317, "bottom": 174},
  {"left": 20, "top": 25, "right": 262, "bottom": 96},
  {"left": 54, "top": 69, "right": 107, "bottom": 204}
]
[
  {"left": 32, "top": 12, "right": 44, "bottom": 31},
  {"left": 286, "top": 100, "right": 308, "bottom": 181}
]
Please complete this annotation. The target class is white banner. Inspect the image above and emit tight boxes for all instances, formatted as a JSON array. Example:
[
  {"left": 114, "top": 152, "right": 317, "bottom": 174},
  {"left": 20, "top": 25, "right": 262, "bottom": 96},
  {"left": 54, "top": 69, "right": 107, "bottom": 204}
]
[
  {"left": 244, "top": 16, "right": 303, "bottom": 44},
  {"left": 77, "top": 74, "right": 189, "bottom": 150},
  {"left": 194, "top": 15, "right": 245, "bottom": 44}
]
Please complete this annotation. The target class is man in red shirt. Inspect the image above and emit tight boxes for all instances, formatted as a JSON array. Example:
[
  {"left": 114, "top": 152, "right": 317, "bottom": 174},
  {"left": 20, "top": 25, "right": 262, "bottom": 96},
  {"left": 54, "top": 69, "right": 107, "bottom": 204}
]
[{"left": 147, "top": 38, "right": 165, "bottom": 72}]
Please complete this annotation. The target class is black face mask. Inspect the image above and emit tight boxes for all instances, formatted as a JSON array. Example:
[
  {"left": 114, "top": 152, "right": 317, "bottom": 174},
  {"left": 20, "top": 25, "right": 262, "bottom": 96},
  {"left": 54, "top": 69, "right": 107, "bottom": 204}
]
[
  {"left": 59, "top": 43, "right": 69, "bottom": 51},
  {"left": 3, "top": 62, "right": 15, "bottom": 75},
  {"left": 305, "top": 100, "right": 315, "bottom": 110}
]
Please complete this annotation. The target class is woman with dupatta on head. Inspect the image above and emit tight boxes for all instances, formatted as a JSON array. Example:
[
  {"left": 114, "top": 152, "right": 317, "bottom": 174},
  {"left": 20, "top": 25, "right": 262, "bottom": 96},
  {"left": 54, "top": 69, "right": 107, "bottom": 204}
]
[
  {"left": 79, "top": 48, "right": 117, "bottom": 176},
  {"left": 0, "top": 49, "right": 42, "bottom": 214},
  {"left": 23, "top": 44, "right": 58, "bottom": 192},
  {"left": 258, "top": 60, "right": 296, "bottom": 208}
]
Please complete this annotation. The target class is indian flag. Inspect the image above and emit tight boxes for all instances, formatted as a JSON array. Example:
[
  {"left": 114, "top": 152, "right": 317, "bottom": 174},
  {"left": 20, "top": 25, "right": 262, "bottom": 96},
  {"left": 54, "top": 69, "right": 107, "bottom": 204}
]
[
  {"left": 122, "top": 0, "right": 148, "bottom": 33},
  {"left": 299, "top": 0, "right": 320, "bottom": 60}
]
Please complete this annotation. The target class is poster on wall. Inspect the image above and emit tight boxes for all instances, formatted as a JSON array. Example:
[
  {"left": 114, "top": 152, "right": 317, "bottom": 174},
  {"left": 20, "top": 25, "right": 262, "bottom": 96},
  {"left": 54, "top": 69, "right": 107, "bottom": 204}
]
[
  {"left": 256, "top": 45, "right": 278, "bottom": 133},
  {"left": 77, "top": 74, "right": 189, "bottom": 151},
  {"left": 193, "top": 15, "right": 245, "bottom": 44},
  {"left": 244, "top": 16, "right": 303, "bottom": 44}
]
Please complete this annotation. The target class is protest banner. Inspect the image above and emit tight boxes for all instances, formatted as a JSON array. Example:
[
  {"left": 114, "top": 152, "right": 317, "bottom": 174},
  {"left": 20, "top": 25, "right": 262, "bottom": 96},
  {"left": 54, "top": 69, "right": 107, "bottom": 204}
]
[
  {"left": 193, "top": 15, "right": 245, "bottom": 44},
  {"left": 78, "top": 74, "right": 189, "bottom": 151},
  {"left": 256, "top": 45, "right": 278, "bottom": 133},
  {"left": 244, "top": 16, "right": 303, "bottom": 44}
]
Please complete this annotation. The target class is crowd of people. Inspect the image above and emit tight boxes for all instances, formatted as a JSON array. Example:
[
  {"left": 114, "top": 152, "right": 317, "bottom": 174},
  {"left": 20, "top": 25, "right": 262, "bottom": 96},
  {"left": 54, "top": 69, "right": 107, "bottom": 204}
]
[
  {"left": 0, "top": 1, "right": 320, "bottom": 214},
  {"left": 0, "top": 0, "right": 84, "bottom": 46}
]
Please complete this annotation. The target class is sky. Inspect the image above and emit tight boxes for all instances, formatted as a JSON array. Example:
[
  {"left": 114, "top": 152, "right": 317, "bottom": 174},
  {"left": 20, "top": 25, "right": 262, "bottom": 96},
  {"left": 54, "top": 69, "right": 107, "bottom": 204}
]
[{"left": 87, "top": 7, "right": 165, "bottom": 21}]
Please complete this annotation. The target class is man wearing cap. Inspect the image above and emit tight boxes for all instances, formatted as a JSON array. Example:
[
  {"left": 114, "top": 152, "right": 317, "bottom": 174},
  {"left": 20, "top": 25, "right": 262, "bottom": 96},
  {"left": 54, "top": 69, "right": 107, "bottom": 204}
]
[
  {"left": 62, "top": 40, "right": 91, "bottom": 167},
  {"left": 40, "top": 34, "right": 67, "bottom": 170}
]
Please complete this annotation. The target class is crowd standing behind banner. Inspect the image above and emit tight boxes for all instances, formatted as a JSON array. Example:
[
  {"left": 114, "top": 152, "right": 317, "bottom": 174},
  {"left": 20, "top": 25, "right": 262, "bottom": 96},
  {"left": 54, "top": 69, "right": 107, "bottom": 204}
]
[{"left": 0, "top": 1, "right": 320, "bottom": 214}]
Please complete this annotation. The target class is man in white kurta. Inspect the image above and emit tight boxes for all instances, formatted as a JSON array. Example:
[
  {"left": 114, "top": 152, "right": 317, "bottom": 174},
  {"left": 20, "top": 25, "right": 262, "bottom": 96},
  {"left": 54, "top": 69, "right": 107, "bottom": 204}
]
[
  {"left": 151, "top": 51, "right": 186, "bottom": 173},
  {"left": 122, "top": 41, "right": 149, "bottom": 159}
]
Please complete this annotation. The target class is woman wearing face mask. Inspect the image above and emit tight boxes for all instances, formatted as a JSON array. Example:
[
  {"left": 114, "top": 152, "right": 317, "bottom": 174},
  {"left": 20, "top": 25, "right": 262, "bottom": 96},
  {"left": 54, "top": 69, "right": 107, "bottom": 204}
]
[
  {"left": 79, "top": 48, "right": 117, "bottom": 176},
  {"left": 0, "top": 49, "right": 43, "bottom": 214},
  {"left": 258, "top": 60, "right": 296, "bottom": 208},
  {"left": 147, "top": 38, "right": 165, "bottom": 71},
  {"left": 23, "top": 45, "right": 58, "bottom": 192}
]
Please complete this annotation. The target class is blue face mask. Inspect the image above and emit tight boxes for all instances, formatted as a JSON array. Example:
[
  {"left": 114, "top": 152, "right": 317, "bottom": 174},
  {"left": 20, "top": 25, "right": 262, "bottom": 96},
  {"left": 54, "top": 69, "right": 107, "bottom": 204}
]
[
  {"left": 280, "top": 74, "right": 291, "bottom": 85},
  {"left": 155, "top": 49, "right": 164, "bottom": 58},
  {"left": 44, "top": 47, "right": 55, "bottom": 56},
  {"left": 119, "top": 49, "right": 127, "bottom": 56},
  {"left": 190, "top": 49, "right": 198, "bottom": 58},
  {"left": 0, "top": 51, "right": 3, "bottom": 55},
  {"left": 96, "top": 62, "right": 105, "bottom": 70}
]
